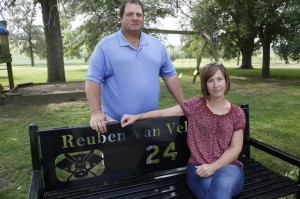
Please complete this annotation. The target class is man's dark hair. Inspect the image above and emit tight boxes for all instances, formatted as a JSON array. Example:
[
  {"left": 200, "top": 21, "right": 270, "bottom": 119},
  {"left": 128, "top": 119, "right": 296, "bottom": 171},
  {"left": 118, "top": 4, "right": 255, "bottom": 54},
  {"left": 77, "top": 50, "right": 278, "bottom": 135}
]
[{"left": 119, "top": 0, "right": 144, "bottom": 17}]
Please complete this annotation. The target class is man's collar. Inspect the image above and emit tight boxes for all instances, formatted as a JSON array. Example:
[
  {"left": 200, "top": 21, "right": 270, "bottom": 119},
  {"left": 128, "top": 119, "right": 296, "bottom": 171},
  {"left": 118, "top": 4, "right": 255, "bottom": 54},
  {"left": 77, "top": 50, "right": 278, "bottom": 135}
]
[{"left": 118, "top": 29, "right": 148, "bottom": 47}]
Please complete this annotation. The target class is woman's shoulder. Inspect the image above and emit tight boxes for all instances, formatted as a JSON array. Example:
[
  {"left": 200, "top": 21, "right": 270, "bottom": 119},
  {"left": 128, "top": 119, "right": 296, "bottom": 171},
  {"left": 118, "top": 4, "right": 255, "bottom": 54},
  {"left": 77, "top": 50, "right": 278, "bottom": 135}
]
[
  {"left": 230, "top": 103, "right": 245, "bottom": 116},
  {"left": 230, "top": 103, "right": 242, "bottom": 110},
  {"left": 229, "top": 103, "right": 246, "bottom": 128},
  {"left": 181, "top": 96, "right": 205, "bottom": 110},
  {"left": 180, "top": 96, "right": 204, "bottom": 116},
  {"left": 185, "top": 96, "right": 204, "bottom": 104}
]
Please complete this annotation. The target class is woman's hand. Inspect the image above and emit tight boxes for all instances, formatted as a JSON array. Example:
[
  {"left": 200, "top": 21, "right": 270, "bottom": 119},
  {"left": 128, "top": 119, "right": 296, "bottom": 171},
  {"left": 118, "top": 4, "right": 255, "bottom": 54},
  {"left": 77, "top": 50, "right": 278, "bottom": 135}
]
[
  {"left": 195, "top": 164, "right": 217, "bottom": 177},
  {"left": 121, "top": 114, "right": 139, "bottom": 127}
]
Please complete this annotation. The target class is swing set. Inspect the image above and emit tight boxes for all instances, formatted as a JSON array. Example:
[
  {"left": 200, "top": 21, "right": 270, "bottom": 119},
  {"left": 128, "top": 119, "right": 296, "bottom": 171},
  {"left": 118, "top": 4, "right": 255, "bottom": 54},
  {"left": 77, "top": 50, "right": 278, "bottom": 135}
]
[
  {"left": 144, "top": 28, "right": 218, "bottom": 83},
  {"left": 0, "top": 21, "right": 14, "bottom": 90}
]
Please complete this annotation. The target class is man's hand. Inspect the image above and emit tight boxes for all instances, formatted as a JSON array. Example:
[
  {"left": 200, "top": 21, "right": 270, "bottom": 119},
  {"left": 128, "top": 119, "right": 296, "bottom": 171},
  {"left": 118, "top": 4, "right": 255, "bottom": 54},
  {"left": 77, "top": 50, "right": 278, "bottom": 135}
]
[{"left": 90, "top": 111, "right": 109, "bottom": 133}]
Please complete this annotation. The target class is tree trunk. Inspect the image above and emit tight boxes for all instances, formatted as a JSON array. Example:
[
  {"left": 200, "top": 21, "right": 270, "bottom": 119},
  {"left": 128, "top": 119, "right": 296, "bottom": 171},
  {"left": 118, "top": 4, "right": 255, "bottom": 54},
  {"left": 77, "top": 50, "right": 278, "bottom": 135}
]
[
  {"left": 262, "top": 41, "right": 271, "bottom": 78},
  {"left": 30, "top": 48, "right": 34, "bottom": 67},
  {"left": 260, "top": 24, "right": 272, "bottom": 79},
  {"left": 238, "top": 35, "right": 255, "bottom": 69},
  {"left": 240, "top": 48, "right": 253, "bottom": 69},
  {"left": 29, "top": 35, "right": 35, "bottom": 67},
  {"left": 39, "top": 0, "right": 65, "bottom": 82}
]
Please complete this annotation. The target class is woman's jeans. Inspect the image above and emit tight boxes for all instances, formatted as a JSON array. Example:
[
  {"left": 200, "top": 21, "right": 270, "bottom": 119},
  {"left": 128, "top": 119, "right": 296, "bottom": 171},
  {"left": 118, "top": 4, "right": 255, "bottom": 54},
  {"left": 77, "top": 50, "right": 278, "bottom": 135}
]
[{"left": 186, "top": 163, "right": 244, "bottom": 199}]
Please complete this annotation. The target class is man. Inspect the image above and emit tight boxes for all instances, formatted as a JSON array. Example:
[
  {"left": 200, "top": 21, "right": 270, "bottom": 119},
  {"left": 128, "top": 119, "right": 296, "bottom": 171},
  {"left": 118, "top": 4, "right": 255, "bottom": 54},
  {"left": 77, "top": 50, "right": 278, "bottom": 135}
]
[{"left": 85, "top": 0, "right": 184, "bottom": 133}]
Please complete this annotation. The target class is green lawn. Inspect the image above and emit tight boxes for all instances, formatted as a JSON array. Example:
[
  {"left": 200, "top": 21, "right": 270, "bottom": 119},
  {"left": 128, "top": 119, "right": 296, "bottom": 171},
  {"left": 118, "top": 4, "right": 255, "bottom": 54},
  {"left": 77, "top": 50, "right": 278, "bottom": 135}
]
[{"left": 0, "top": 62, "right": 299, "bottom": 198}]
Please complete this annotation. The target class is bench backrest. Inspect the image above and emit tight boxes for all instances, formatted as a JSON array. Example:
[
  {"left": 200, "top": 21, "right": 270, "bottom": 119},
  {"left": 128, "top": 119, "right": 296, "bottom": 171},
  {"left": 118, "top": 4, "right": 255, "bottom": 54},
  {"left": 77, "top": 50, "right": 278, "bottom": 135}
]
[
  {"left": 29, "top": 116, "right": 190, "bottom": 192},
  {"left": 29, "top": 104, "right": 250, "bottom": 192}
]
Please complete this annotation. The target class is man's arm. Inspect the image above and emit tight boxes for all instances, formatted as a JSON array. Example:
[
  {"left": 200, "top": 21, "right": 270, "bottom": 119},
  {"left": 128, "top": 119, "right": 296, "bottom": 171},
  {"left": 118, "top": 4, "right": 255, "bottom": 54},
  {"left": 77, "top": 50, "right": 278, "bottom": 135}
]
[
  {"left": 162, "top": 75, "right": 185, "bottom": 104},
  {"left": 85, "top": 80, "right": 107, "bottom": 133}
]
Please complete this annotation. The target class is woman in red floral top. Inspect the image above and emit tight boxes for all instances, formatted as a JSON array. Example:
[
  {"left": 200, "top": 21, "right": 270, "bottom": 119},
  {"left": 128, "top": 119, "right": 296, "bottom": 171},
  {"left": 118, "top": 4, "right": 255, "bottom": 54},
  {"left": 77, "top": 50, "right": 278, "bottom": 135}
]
[{"left": 121, "top": 62, "right": 246, "bottom": 199}]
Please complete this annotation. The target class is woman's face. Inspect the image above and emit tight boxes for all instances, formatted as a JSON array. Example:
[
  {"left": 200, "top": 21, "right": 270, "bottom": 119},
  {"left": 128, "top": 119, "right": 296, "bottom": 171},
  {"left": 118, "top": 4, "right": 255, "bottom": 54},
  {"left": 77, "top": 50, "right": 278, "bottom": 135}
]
[{"left": 206, "top": 69, "right": 226, "bottom": 98}]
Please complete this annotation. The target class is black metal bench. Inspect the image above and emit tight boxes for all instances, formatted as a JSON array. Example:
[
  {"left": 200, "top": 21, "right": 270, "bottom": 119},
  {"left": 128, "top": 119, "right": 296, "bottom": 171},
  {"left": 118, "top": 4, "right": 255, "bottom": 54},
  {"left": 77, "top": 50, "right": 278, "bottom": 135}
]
[{"left": 27, "top": 104, "right": 300, "bottom": 199}]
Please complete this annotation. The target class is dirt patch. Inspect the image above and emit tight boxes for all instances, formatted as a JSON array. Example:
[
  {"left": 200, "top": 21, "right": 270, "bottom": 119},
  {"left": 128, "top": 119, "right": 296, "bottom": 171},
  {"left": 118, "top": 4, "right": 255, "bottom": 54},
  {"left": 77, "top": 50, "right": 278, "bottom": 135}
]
[
  {"left": 2, "top": 81, "right": 86, "bottom": 105},
  {"left": 12, "top": 81, "right": 85, "bottom": 95}
]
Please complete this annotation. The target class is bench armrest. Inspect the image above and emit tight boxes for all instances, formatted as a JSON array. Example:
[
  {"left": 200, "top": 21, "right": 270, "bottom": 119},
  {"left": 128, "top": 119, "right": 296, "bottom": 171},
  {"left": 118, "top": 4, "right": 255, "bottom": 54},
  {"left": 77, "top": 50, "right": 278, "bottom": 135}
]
[
  {"left": 27, "top": 170, "right": 42, "bottom": 199},
  {"left": 249, "top": 138, "right": 300, "bottom": 167},
  {"left": 250, "top": 138, "right": 300, "bottom": 185}
]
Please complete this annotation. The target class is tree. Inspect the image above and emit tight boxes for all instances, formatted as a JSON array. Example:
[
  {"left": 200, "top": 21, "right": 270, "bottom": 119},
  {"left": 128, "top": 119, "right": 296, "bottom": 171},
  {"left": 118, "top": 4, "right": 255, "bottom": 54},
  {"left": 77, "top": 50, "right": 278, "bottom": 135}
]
[
  {"left": 254, "top": 0, "right": 285, "bottom": 78},
  {"left": 272, "top": 0, "right": 300, "bottom": 63},
  {"left": 61, "top": 0, "right": 176, "bottom": 59},
  {"left": 38, "top": 0, "right": 65, "bottom": 82},
  {"left": 274, "top": 34, "right": 300, "bottom": 63},
  {"left": 182, "top": 0, "right": 300, "bottom": 78},
  {"left": 1, "top": 0, "right": 65, "bottom": 82},
  {"left": 183, "top": 0, "right": 259, "bottom": 69},
  {"left": 0, "top": 0, "right": 15, "bottom": 16},
  {"left": 217, "top": 0, "right": 258, "bottom": 69},
  {"left": 253, "top": 0, "right": 300, "bottom": 78},
  {"left": 6, "top": 0, "right": 45, "bottom": 66}
]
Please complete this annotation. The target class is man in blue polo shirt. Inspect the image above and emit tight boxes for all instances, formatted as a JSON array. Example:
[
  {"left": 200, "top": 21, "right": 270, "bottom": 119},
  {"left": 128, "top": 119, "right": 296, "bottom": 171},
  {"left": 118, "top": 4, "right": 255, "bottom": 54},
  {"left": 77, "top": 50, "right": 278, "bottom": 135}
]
[{"left": 86, "top": 0, "right": 184, "bottom": 133}]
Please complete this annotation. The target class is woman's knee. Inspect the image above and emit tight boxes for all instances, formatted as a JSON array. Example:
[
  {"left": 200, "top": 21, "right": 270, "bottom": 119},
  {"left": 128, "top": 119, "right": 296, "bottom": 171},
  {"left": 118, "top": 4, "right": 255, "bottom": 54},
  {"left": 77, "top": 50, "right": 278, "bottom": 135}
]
[
  {"left": 213, "top": 164, "right": 244, "bottom": 194},
  {"left": 186, "top": 163, "right": 212, "bottom": 199}
]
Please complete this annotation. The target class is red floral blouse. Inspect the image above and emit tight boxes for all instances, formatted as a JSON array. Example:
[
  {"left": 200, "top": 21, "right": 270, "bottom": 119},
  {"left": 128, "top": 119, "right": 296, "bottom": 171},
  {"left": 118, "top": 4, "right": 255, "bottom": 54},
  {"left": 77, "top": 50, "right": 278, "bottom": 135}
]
[{"left": 180, "top": 96, "right": 246, "bottom": 167}]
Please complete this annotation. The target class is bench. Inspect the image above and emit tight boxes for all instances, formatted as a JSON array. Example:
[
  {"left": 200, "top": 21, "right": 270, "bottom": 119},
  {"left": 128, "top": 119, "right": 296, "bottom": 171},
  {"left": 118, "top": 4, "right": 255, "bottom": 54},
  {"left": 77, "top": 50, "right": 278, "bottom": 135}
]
[{"left": 27, "top": 104, "right": 300, "bottom": 199}]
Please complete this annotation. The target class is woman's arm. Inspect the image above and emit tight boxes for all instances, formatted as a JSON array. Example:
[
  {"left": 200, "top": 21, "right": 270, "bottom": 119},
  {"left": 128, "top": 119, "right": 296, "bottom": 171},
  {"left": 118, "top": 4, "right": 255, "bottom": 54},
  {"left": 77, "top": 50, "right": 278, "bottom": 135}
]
[
  {"left": 195, "top": 129, "right": 244, "bottom": 177},
  {"left": 121, "top": 105, "right": 184, "bottom": 127},
  {"left": 212, "top": 129, "right": 244, "bottom": 168}
]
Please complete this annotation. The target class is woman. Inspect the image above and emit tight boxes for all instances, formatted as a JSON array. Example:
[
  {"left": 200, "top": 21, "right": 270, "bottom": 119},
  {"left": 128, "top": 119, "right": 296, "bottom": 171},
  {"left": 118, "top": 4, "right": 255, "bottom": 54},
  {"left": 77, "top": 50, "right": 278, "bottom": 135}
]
[{"left": 121, "top": 62, "right": 245, "bottom": 199}]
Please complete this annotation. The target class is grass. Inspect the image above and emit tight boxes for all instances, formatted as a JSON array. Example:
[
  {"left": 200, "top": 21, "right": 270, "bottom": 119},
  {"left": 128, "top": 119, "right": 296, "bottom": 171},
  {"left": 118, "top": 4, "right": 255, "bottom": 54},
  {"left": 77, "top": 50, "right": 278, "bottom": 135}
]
[
  {"left": 0, "top": 65, "right": 89, "bottom": 87},
  {"left": 0, "top": 60, "right": 300, "bottom": 198}
]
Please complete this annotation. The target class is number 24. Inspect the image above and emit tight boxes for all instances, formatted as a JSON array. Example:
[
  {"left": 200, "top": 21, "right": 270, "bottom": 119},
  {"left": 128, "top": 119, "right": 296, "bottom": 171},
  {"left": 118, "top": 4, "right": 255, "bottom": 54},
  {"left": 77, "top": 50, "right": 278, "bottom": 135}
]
[{"left": 146, "top": 142, "right": 178, "bottom": 164}]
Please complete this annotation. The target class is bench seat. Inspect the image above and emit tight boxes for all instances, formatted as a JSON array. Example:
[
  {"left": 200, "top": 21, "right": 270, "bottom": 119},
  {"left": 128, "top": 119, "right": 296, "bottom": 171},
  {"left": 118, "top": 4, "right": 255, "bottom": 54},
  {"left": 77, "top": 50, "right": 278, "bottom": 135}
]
[{"left": 30, "top": 157, "right": 299, "bottom": 199}]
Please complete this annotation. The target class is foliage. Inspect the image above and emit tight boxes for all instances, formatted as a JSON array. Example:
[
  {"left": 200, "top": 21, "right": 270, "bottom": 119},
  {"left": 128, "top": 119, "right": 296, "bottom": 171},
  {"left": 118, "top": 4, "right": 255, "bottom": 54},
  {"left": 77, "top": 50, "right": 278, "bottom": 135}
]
[
  {"left": 182, "top": 0, "right": 300, "bottom": 75},
  {"left": 1, "top": 0, "right": 66, "bottom": 81},
  {"left": 248, "top": 0, "right": 299, "bottom": 77},
  {"left": 272, "top": 0, "right": 300, "bottom": 63},
  {"left": 60, "top": 0, "right": 176, "bottom": 59},
  {"left": 178, "top": 1, "right": 220, "bottom": 60},
  {"left": 0, "top": 0, "right": 15, "bottom": 18},
  {"left": 182, "top": 0, "right": 259, "bottom": 69},
  {"left": 166, "top": 45, "right": 182, "bottom": 61},
  {"left": 2, "top": 0, "right": 46, "bottom": 65}
]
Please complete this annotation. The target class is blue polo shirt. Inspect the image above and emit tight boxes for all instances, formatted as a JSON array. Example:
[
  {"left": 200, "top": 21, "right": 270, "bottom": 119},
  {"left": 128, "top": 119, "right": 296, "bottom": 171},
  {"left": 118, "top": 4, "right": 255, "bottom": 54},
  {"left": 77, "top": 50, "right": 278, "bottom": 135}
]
[{"left": 87, "top": 29, "right": 177, "bottom": 121}]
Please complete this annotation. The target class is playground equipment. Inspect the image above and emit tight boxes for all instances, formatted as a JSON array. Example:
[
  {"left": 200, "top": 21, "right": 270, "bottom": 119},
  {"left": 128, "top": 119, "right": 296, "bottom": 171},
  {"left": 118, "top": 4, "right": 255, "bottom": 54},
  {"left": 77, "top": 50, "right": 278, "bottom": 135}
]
[{"left": 0, "top": 21, "right": 14, "bottom": 90}]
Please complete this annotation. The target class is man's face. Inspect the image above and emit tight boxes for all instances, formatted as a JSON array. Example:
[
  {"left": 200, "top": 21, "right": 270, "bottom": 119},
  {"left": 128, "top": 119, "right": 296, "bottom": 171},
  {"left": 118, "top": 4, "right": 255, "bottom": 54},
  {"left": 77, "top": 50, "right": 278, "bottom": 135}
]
[{"left": 120, "top": 3, "right": 144, "bottom": 33}]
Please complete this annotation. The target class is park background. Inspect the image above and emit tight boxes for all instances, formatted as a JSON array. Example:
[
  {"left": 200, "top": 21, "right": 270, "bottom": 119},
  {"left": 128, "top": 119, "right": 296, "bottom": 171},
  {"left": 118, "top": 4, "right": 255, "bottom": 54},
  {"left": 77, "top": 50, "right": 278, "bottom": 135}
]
[{"left": 1, "top": 50, "right": 299, "bottom": 199}]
